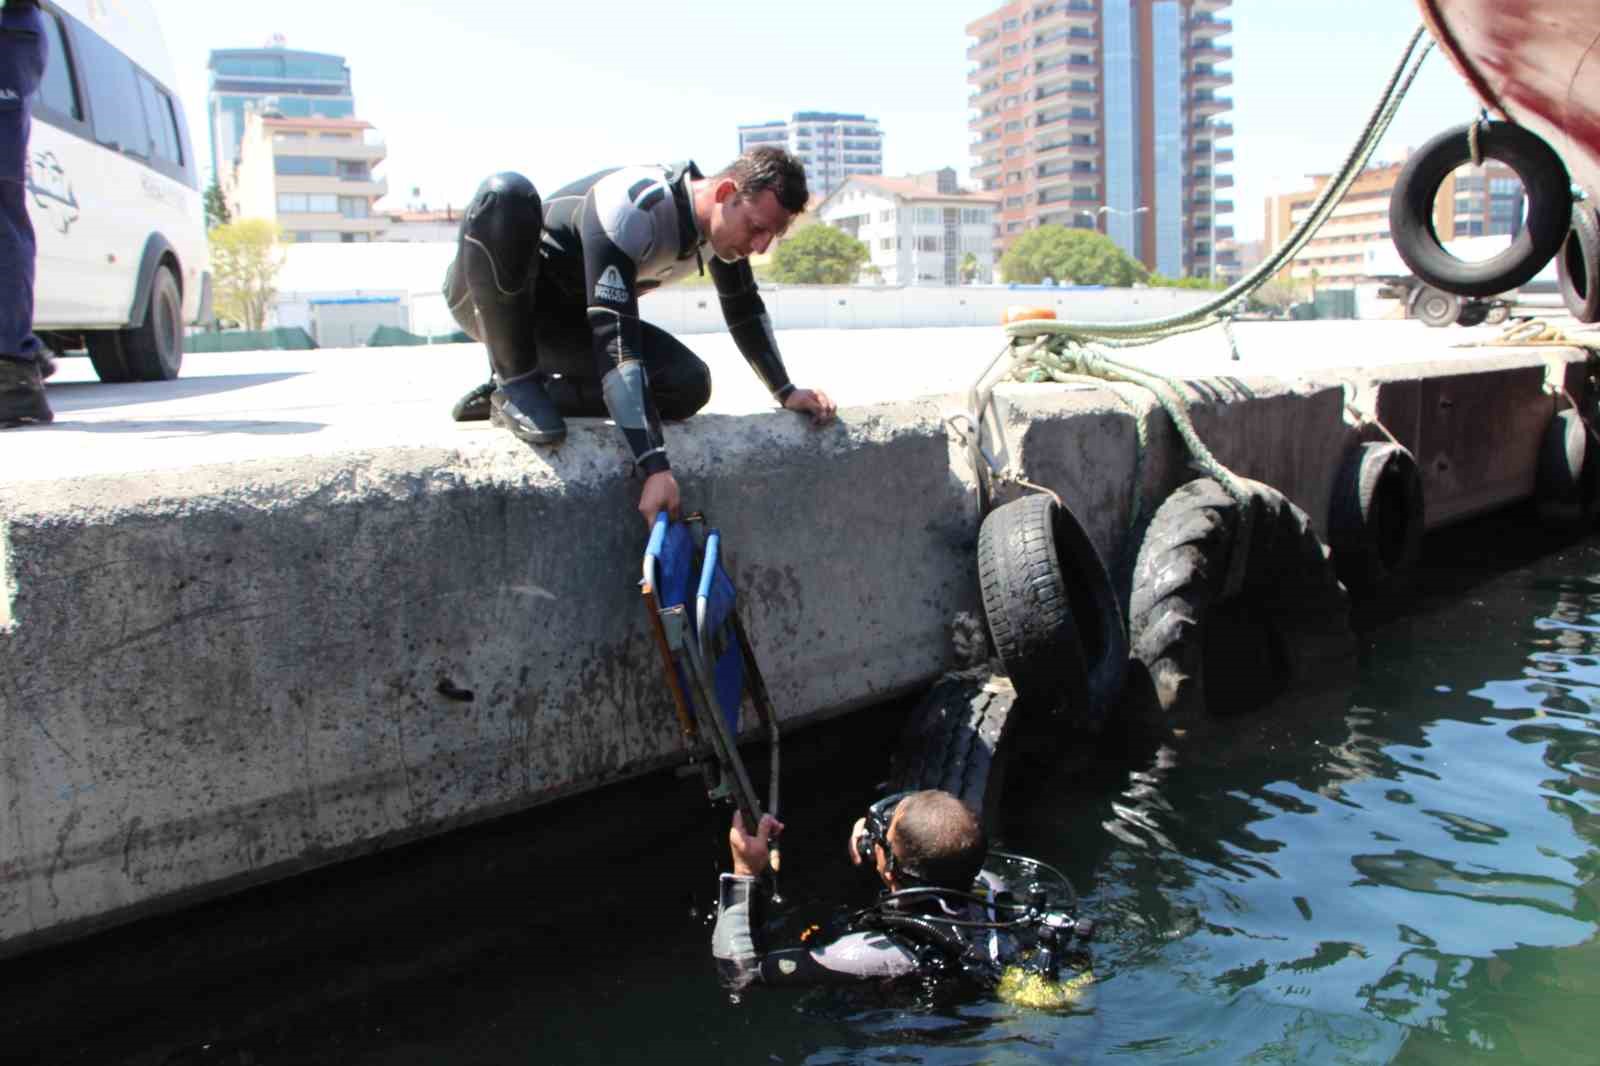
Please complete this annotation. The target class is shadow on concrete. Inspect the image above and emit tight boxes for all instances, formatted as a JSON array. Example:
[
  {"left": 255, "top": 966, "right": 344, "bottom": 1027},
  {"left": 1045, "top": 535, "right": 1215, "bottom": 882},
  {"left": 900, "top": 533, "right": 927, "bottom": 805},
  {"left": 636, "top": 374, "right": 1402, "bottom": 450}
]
[
  {"left": 44, "top": 371, "right": 309, "bottom": 410},
  {"left": 47, "top": 418, "right": 326, "bottom": 436}
]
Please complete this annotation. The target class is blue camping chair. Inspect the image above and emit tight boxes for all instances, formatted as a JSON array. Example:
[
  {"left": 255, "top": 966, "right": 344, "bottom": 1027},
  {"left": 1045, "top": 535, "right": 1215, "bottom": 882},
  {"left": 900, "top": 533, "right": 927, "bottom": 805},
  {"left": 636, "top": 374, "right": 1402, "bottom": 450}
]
[{"left": 641, "top": 513, "right": 780, "bottom": 838}]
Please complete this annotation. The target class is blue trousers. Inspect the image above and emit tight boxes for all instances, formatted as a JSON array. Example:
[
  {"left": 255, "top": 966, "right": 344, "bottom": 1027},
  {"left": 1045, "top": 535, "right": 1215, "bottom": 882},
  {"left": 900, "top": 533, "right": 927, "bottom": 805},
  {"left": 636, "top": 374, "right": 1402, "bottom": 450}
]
[{"left": 1, "top": 4, "right": 47, "bottom": 362}]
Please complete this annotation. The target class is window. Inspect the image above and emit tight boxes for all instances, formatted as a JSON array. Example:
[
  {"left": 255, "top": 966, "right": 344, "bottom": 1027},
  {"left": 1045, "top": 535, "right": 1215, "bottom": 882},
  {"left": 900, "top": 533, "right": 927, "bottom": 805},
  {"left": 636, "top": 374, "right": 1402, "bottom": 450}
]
[
  {"left": 961, "top": 209, "right": 989, "bottom": 225},
  {"left": 1004, "top": 120, "right": 1023, "bottom": 132},
  {"left": 917, "top": 236, "right": 940, "bottom": 252},
  {"left": 1005, "top": 171, "right": 1022, "bottom": 184},
  {"left": 1006, "top": 196, "right": 1023, "bottom": 208},
  {"left": 340, "top": 232, "right": 371, "bottom": 243},
  {"left": 274, "top": 131, "right": 310, "bottom": 142},
  {"left": 339, "top": 196, "right": 370, "bottom": 218},
  {"left": 275, "top": 156, "right": 336, "bottom": 176},
  {"left": 914, "top": 207, "right": 940, "bottom": 224},
  {"left": 35, "top": 10, "right": 81, "bottom": 123},
  {"left": 76, "top": 25, "right": 149, "bottom": 155},
  {"left": 880, "top": 237, "right": 893, "bottom": 250},
  {"left": 137, "top": 75, "right": 183, "bottom": 165},
  {"left": 1005, "top": 146, "right": 1023, "bottom": 158},
  {"left": 879, "top": 210, "right": 894, "bottom": 222},
  {"left": 338, "top": 160, "right": 369, "bottom": 181},
  {"left": 277, "top": 193, "right": 338, "bottom": 213}
]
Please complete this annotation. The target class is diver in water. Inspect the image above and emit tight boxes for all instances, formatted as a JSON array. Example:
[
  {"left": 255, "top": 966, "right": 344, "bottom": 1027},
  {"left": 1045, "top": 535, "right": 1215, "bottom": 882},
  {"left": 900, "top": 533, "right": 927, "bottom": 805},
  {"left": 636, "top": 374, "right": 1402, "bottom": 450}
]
[{"left": 712, "top": 789, "right": 1090, "bottom": 993}]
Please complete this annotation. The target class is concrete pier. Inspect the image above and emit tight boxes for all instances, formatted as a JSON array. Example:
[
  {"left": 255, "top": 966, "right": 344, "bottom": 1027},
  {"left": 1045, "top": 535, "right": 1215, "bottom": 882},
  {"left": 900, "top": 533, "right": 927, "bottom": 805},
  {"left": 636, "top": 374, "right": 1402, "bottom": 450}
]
[{"left": 0, "top": 316, "right": 1592, "bottom": 957}]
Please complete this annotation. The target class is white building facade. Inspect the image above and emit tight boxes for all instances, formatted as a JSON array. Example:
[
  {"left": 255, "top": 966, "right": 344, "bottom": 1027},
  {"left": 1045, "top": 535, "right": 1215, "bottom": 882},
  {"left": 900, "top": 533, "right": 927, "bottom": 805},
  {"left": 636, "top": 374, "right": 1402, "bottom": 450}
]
[
  {"left": 738, "top": 111, "right": 884, "bottom": 201},
  {"left": 816, "top": 174, "right": 1000, "bottom": 286},
  {"left": 228, "top": 111, "right": 388, "bottom": 243}
]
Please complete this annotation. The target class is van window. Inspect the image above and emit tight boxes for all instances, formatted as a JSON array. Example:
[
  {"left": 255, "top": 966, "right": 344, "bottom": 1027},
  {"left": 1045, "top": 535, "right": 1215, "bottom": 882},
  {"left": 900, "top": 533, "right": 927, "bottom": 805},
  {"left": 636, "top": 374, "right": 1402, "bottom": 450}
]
[
  {"left": 75, "top": 25, "right": 149, "bottom": 156},
  {"left": 35, "top": 9, "right": 81, "bottom": 122},
  {"left": 137, "top": 74, "right": 183, "bottom": 166}
]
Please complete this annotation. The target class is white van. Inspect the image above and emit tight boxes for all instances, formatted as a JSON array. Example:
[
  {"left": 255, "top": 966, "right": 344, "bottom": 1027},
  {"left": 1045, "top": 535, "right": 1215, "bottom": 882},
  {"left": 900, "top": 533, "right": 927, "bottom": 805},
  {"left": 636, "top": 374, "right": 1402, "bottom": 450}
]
[{"left": 24, "top": 0, "right": 210, "bottom": 381}]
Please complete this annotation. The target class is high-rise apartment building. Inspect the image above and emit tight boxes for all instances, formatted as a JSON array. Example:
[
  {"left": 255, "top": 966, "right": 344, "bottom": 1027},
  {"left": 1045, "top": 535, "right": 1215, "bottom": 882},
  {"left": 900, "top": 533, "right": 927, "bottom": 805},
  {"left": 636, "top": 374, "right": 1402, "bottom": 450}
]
[
  {"left": 738, "top": 112, "right": 884, "bottom": 201},
  {"left": 967, "top": 0, "right": 1235, "bottom": 279},
  {"left": 207, "top": 44, "right": 355, "bottom": 181}
]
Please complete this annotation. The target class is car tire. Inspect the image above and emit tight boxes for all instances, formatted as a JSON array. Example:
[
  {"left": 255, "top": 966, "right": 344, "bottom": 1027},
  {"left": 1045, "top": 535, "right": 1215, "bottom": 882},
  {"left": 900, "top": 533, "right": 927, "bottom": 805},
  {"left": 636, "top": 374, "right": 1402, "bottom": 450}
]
[
  {"left": 84, "top": 264, "right": 184, "bottom": 383},
  {"left": 1413, "top": 286, "right": 1461, "bottom": 328}
]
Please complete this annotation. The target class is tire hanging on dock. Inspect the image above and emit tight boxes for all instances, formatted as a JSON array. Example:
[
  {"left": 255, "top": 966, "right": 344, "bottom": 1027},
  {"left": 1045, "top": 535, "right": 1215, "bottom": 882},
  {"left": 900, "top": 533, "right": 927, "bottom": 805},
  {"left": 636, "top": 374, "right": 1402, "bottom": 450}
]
[
  {"left": 1536, "top": 404, "right": 1600, "bottom": 530},
  {"left": 1558, "top": 201, "right": 1600, "bottom": 324},
  {"left": 889, "top": 670, "right": 1020, "bottom": 836},
  {"left": 1328, "top": 441, "right": 1425, "bottom": 598},
  {"left": 1389, "top": 121, "right": 1572, "bottom": 298},
  {"left": 977, "top": 493, "right": 1128, "bottom": 729},
  {"left": 1125, "top": 478, "right": 1354, "bottom": 723}
]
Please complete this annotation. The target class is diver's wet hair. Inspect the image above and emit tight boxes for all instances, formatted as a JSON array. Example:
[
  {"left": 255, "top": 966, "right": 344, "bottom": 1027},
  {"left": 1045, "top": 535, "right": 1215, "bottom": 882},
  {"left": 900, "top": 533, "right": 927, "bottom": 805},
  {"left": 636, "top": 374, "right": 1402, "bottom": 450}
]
[
  {"left": 715, "top": 147, "right": 809, "bottom": 215},
  {"left": 892, "top": 791, "right": 986, "bottom": 889}
]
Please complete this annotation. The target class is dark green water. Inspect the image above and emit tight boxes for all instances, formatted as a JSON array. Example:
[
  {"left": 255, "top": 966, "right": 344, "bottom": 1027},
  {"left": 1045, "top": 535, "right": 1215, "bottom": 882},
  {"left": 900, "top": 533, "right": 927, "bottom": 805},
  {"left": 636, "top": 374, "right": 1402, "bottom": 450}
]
[{"left": 5, "top": 509, "right": 1600, "bottom": 1064}]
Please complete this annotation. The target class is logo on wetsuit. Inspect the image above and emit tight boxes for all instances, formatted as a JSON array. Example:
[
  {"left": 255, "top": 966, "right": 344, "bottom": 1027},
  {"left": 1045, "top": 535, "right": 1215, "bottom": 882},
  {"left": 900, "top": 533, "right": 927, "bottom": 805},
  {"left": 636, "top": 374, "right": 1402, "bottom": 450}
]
[{"left": 594, "top": 265, "right": 629, "bottom": 304}]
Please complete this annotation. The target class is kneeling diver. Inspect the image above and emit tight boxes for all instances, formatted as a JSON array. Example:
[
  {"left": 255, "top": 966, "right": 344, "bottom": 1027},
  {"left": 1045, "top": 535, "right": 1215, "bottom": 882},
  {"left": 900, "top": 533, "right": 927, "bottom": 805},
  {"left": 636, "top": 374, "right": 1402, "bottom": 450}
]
[{"left": 712, "top": 789, "right": 1091, "bottom": 993}]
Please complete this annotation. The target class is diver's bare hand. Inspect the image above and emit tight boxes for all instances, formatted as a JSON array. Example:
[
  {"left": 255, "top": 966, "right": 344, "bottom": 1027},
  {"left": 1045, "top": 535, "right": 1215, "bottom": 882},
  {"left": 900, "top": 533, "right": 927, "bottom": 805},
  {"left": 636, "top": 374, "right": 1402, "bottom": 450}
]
[
  {"left": 783, "top": 388, "right": 836, "bottom": 426},
  {"left": 638, "top": 470, "right": 680, "bottom": 527},
  {"left": 848, "top": 817, "right": 869, "bottom": 865},
  {"left": 731, "top": 811, "right": 784, "bottom": 878}
]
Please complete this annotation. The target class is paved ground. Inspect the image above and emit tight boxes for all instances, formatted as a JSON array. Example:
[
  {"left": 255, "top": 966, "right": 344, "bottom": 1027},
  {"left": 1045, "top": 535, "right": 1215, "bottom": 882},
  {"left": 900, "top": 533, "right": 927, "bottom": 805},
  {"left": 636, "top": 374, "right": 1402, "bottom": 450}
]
[{"left": 3, "top": 304, "right": 1590, "bottom": 484}]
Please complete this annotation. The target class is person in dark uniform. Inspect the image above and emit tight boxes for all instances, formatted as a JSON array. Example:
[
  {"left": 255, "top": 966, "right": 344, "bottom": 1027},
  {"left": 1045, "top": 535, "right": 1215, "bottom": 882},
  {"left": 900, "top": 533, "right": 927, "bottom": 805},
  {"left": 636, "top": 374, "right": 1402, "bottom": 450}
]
[
  {"left": 0, "top": 0, "right": 48, "bottom": 428},
  {"left": 442, "top": 146, "right": 836, "bottom": 525},
  {"left": 712, "top": 790, "right": 1018, "bottom": 992}
]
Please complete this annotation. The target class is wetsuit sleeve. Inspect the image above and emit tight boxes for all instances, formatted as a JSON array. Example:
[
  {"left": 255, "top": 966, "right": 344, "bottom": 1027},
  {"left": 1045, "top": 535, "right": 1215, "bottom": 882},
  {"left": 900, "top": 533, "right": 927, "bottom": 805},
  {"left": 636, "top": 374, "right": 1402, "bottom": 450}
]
[
  {"left": 580, "top": 189, "right": 670, "bottom": 476},
  {"left": 711, "top": 874, "right": 919, "bottom": 993},
  {"left": 709, "top": 256, "right": 795, "bottom": 405}
]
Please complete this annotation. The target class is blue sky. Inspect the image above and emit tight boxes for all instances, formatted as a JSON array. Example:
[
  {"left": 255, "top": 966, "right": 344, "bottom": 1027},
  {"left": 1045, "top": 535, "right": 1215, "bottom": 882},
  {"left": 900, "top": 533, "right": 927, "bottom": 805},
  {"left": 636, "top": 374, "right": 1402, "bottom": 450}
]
[{"left": 154, "top": 0, "right": 1479, "bottom": 242}]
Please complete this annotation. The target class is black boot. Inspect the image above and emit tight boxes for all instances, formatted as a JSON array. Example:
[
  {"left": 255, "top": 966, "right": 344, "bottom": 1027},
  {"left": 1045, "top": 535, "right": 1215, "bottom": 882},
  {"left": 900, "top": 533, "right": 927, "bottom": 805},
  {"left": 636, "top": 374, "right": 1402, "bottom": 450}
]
[
  {"left": 0, "top": 358, "right": 52, "bottom": 427},
  {"left": 492, "top": 370, "right": 566, "bottom": 445}
]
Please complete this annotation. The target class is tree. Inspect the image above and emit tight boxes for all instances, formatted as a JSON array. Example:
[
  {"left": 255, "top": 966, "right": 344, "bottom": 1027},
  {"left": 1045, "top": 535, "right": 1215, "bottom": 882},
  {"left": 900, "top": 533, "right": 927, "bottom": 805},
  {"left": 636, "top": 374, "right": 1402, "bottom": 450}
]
[
  {"left": 1249, "top": 277, "right": 1299, "bottom": 316},
  {"left": 209, "top": 219, "right": 288, "bottom": 331},
  {"left": 204, "top": 179, "right": 232, "bottom": 230},
  {"left": 999, "top": 225, "right": 1149, "bottom": 287},
  {"left": 770, "top": 223, "right": 869, "bottom": 284},
  {"left": 960, "top": 251, "right": 979, "bottom": 284}
]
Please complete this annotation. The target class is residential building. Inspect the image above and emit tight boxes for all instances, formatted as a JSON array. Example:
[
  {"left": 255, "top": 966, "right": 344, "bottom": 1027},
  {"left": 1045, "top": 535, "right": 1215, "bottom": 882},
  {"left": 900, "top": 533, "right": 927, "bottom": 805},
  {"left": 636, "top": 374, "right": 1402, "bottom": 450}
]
[
  {"left": 738, "top": 112, "right": 884, "bottom": 200},
  {"left": 966, "top": 0, "right": 1236, "bottom": 279},
  {"left": 816, "top": 170, "right": 1001, "bottom": 286},
  {"left": 228, "top": 112, "right": 387, "bottom": 243},
  {"left": 1263, "top": 159, "right": 1524, "bottom": 282},
  {"left": 207, "top": 43, "right": 355, "bottom": 181}
]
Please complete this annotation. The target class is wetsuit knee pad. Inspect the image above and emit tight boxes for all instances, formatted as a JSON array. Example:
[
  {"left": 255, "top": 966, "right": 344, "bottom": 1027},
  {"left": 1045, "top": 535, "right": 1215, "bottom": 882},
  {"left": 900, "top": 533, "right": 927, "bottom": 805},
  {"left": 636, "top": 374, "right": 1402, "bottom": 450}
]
[
  {"left": 657, "top": 359, "right": 711, "bottom": 420},
  {"left": 460, "top": 171, "right": 544, "bottom": 293}
]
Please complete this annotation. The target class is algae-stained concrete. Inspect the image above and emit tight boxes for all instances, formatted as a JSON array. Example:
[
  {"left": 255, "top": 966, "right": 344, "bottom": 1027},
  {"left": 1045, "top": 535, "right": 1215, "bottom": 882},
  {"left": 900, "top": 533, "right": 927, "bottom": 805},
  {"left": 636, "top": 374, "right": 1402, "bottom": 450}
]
[{"left": 0, "top": 322, "right": 1593, "bottom": 956}]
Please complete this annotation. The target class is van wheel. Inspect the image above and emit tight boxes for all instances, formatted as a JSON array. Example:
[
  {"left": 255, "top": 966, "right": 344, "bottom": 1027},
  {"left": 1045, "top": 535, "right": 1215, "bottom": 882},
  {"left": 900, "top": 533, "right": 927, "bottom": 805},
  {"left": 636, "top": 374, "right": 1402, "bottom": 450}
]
[
  {"left": 1413, "top": 287, "right": 1461, "bottom": 328},
  {"left": 83, "top": 265, "right": 184, "bottom": 383}
]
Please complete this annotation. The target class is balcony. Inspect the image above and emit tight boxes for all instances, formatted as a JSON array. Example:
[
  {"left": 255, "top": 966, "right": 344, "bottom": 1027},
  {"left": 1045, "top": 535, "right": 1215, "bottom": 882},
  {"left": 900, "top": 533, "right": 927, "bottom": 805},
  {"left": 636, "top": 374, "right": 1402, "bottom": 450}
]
[
  {"left": 1188, "top": 94, "right": 1232, "bottom": 117},
  {"left": 1034, "top": 137, "right": 1100, "bottom": 161},
  {"left": 1189, "top": 42, "right": 1232, "bottom": 63},
  {"left": 967, "top": 34, "right": 1000, "bottom": 60},
  {"left": 973, "top": 158, "right": 1002, "bottom": 178},
  {"left": 1187, "top": 67, "right": 1232, "bottom": 91},
  {"left": 1189, "top": 13, "right": 1232, "bottom": 39},
  {"left": 1192, "top": 0, "right": 1229, "bottom": 10},
  {"left": 1060, "top": 1, "right": 1098, "bottom": 28}
]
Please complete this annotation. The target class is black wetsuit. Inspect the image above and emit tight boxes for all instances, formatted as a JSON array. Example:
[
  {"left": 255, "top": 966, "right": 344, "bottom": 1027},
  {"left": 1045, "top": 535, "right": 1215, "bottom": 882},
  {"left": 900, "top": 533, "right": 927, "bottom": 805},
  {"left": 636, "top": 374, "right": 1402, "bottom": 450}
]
[
  {"left": 445, "top": 161, "right": 794, "bottom": 475},
  {"left": 711, "top": 873, "right": 1016, "bottom": 992}
]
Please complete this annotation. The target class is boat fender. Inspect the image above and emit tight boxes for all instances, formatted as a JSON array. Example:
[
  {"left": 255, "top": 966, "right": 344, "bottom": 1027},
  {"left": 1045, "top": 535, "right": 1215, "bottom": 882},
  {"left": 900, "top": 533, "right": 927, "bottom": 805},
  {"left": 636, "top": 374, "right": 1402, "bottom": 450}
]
[
  {"left": 1558, "top": 201, "right": 1600, "bottom": 324},
  {"left": 1328, "top": 442, "right": 1425, "bottom": 598},
  {"left": 1389, "top": 121, "right": 1572, "bottom": 298},
  {"left": 1536, "top": 405, "right": 1600, "bottom": 530},
  {"left": 1125, "top": 478, "right": 1354, "bottom": 723},
  {"left": 977, "top": 493, "right": 1128, "bottom": 729}
]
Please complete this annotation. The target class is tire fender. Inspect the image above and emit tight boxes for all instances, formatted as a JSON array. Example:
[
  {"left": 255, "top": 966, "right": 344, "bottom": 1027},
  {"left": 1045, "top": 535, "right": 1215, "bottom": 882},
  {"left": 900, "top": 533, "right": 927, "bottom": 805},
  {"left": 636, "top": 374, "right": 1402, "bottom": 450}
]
[
  {"left": 977, "top": 493, "right": 1128, "bottom": 729},
  {"left": 1328, "top": 442, "right": 1425, "bottom": 597},
  {"left": 1125, "top": 478, "right": 1353, "bottom": 723},
  {"left": 1389, "top": 121, "right": 1571, "bottom": 298},
  {"left": 1558, "top": 200, "right": 1600, "bottom": 324},
  {"left": 1536, "top": 405, "right": 1600, "bottom": 530},
  {"left": 889, "top": 670, "right": 1019, "bottom": 836}
]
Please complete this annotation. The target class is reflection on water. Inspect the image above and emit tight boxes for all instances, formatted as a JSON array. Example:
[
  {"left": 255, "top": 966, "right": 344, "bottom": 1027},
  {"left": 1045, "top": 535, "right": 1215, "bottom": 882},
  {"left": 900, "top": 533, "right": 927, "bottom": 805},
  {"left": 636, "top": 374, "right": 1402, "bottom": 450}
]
[{"left": 5, "top": 517, "right": 1600, "bottom": 1064}]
